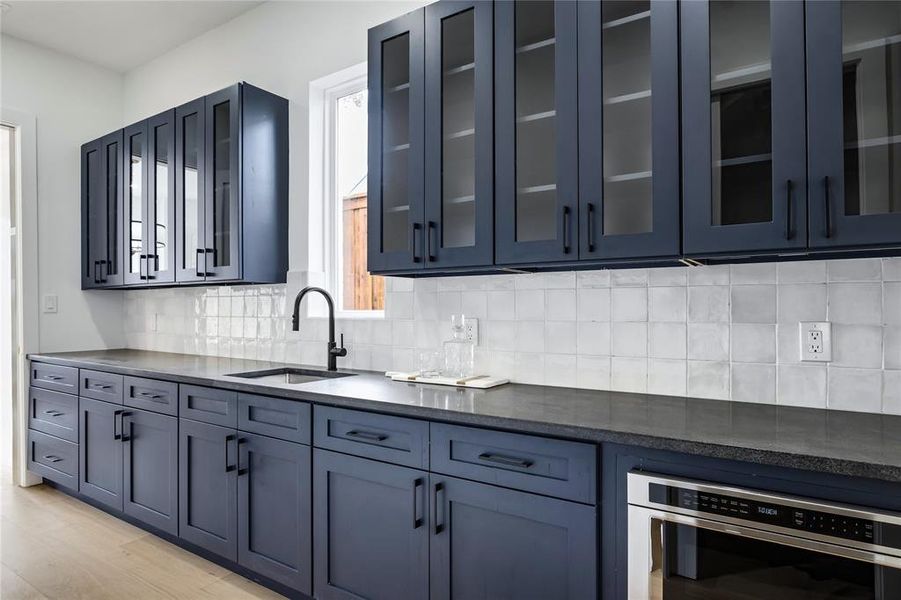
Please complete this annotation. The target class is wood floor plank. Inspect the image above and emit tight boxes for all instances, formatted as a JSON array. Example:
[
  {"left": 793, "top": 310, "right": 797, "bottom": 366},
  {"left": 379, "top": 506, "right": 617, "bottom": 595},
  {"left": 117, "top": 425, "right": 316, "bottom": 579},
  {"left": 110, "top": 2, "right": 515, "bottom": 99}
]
[{"left": 1, "top": 563, "right": 49, "bottom": 600}]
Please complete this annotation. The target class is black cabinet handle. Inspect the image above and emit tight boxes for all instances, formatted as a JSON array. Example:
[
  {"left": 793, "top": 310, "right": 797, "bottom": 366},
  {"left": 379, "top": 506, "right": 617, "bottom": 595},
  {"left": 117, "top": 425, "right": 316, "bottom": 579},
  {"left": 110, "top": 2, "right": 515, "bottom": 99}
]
[
  {"left": 42, "top": 455, "right": 62, "bottom": 463},
  {"left": 195, "top": 249, "right": 205, "bottom": 278},
  {"left": 120, "top": 411, "right": 133, "bottom": 442},
  {"left": 43, "top": 410, "right": 63, "bottom": 417},
  {"left": 139, "top": 254, "right": 147, "bottom": 280},
  {"left": 137, "top": 391, "right": 162, "bottom": 399},
  {"left": 427, "top": 221, "right": 437, "bottom": 262},
  {"left": 587, "top": 203, "right": 596, "bottom": 253},
  {"left": 345, "top": 430, "right": 388, "bottom": 442},
  {"left": 412, "top": 478, "right": 423, "bottom": 529},
  {"left": 823, "top": 175, "right": 832, "bottom": 239},
  {"left": 411, "top": 223, "right": 422, "bottom": 263},
  {"left": 785, "top": 179, "right": 794, "bottom": 240},
  {"left": 93, "top": 261, "right": 100, "bottom": 284},
  {"left": 93, "top": 384, "right": 113, "bottom": 391},
  {"left": 225, "top": 434, "right": 236, "bottom": 472},
  {"left": 98, "top": 259, "right": 108, "bottom": 284},
  {"left": 203, "top": 248, "right": 215, "bottom": 277},
  {"left": 146, "top": 253, "right": 157, "bottom": 280},
  {"left": 113, "top": 409, "right": 123, "bottom": 440},
  {"left": 237, "top": 437, "right": 248, "bottom": 476},
  {"left": 43, "top": 375, "right": 63, "bottom": 381},
  {"left": 563, "top": 206, "right": 572, "bottom": 254},
  {"left": 433, "top": 482, "right": 445, "bottom": 535},
  {"left": 478, "top": 452, "right": 534, "bottom": 469}
]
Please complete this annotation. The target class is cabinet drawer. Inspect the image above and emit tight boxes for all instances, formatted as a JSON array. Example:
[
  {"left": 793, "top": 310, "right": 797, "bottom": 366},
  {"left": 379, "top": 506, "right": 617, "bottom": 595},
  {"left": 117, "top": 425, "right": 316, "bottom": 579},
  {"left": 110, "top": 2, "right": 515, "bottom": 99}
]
[
  {"left": 313, "top": 406, "right": 429, "bottom": 469},
  {"left": 30, "top": 362, "right": 78, "bottom": 394},
  {"left": 79, "top": 370, "right": 124, "bottom": 404},
  {"left": 124, "top": 376, "right": 178, "bottom": 416},
  {"left": 28, "top": 430, "right": 78, "bottom": 490},
  {"left": 179, "top": 385, "right": 237, "bottom": 427},
  {"left": 238, "top": 393, "right": 310, "bottom": 444},
  {"left": 29, "top": 387, "right": 78, "bottom": 443},
  {"left": 430, "top": 423, "right": 597, "bottom": 504}
]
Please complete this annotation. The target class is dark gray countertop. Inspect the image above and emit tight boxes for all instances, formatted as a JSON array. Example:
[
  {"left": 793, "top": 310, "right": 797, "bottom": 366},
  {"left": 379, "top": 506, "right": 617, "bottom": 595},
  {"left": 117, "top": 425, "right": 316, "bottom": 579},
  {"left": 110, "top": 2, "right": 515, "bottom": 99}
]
[{"left": 29, "top": 348, "right": 901, "bottom": 483}]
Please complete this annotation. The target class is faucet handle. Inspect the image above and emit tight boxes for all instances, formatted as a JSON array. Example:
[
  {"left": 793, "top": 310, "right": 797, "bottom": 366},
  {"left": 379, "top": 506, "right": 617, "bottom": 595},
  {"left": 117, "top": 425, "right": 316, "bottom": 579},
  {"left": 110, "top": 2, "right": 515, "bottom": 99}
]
[
  {"left": 332, "top": 333, "right": 348, "bottom": 358},
  {"left": 339, "top": 333, "right": 344, "bottom": 349}
]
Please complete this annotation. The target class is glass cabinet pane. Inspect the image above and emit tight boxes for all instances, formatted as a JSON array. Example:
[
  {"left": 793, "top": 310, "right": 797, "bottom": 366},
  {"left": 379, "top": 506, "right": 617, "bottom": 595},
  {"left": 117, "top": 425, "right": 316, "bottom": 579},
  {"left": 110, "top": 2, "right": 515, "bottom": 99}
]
[
  {"left": 709, "top": 0, "right": 773, "bottom": 226},
  {"left": 85, "top": 147, "right": 100, "bottom": 279},
  {"left": 153, "top": 121, "right": 171, "bottom": 274},
  {"left": 515, "top": 0, "right": 557, "bottom": 242},
  {"left": 841, "top": 1, "right": 901, "bottom": 217},
  {"left": 127, "top": 131, "right": 144, "bottom": 276},
  {"left": 602, "top": 0, "right": 652, "bottom": 235},
  {"left": 441, "top": 8, "right": 476, "bottom": 248},
  {"left": 381, "top": 33, "right": 411, "bottom": 253},
  {"left": 181, "top": 112, "right": 200, "bottom": 271},
  {"left": 212, "top": 101, "right": 231, "bottom": 267},
  {"left": 105, "top": 140, "right": 119, "bottom": 276}
]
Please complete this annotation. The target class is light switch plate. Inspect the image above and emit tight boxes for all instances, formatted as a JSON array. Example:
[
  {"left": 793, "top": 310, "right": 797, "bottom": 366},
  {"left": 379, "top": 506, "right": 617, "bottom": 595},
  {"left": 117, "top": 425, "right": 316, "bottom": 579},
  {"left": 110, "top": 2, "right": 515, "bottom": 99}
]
[
  {"left": 799, "top": 321, "right": 832, "bottom": 362},
  {"left": 42, "top": 294, "right": 58, "bottom": 314}
]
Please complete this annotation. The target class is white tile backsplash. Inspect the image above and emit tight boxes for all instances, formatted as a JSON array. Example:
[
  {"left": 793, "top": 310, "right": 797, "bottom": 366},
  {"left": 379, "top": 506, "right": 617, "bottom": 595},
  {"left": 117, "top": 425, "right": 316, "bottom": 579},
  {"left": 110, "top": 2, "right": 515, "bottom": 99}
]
[{"left": 124, "top": 257, "right": 901, "bottom": 414}]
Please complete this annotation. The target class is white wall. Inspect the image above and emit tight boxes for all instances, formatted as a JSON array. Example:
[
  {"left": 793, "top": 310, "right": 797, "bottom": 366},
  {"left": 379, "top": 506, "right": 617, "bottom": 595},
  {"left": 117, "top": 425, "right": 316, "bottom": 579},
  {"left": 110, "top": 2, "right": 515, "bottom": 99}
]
[{"left": 1, "top": 35, "right": 126, "bottom": 351}]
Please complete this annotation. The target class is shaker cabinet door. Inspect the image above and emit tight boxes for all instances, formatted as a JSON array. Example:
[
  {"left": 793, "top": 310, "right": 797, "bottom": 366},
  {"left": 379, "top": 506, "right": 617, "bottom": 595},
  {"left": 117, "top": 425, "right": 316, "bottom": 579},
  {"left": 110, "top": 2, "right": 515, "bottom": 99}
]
[
  {"left": 681, "top": 0, "right": 807, "bottom": 256},
  {"left": 368, "top": 8, "right": 426, "bottom": 272},
  {"left": 578, "top": 0, "right": 680, "bottom": 261},
  {"left": 807, "top": 0, "right": 901, "bottom": 248},
  {"left": 123, "top": 408, "right": 178, "bottom": 535},
  {"left": 495, "top": 0, "right": 579, "bottom": 265},
  {"left": 79, "top": 397, "right": 124, "bottom": 510}
]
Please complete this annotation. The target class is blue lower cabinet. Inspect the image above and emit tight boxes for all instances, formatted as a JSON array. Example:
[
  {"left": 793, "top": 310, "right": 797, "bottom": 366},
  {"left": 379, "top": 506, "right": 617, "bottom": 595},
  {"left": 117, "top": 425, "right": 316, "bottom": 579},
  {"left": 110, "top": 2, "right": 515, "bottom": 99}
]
[
  {"left": 313, "top": 449, "right": 429, "bottom": 600},
  {"left": 79, "top": 397, "right": 124, "bottom": 511},
  {"left": 123, "top": 409, "right": 178, "bottom": 536},
  {"left": 430, "top": 475, "right": 597, "bottom": 600},
  {"left": 237, "top": 433, "right": 311, "bottom": 595}
]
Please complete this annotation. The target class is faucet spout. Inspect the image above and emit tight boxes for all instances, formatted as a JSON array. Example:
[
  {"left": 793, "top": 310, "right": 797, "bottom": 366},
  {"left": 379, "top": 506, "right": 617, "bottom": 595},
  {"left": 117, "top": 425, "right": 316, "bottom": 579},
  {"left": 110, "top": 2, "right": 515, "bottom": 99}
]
[{"left": 291, "top": 287, "right": 346, "bottom": 371}]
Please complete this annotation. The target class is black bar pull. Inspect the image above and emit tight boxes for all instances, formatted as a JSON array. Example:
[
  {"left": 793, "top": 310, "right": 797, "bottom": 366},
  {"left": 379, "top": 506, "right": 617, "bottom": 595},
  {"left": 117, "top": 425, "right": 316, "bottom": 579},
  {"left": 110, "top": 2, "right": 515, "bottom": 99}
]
[
  {"left": 44, "top": 375, "right": 63, "bottom": 381},
  {"left": 43, "top": 410, "right": 63, "bottom": 417},
  {"left": 427, "top": 221, "right": 438, "bottom": 262},
  {"left": 93, "top": 261, "right": 100, "bottom": 284},
  {"left": 785, "top": 179, "right": 794, "bottom": 240},
  {"left": 137, "top": 391, "right": 162, "bottom": 399},
  {"left": 42, "top": 455, "right": 63, "bottom": 463},
  {"left": 478, "top": 452, "right": 534, "bottom": 469},
  {"left": 433, "top": 482, "right": 445, "bottom": 535},
  {"left": 412, "top": 478, "right": 423, "bottom": 529},
  {"left": 139, "top": 254, "right": 147, "bottom": 280},
  {"left": 411, "top": 223, "right": 422, "bottom": 263},
  {"left": 203, "top": 248, "right": 215, "bottom": 277},
  {"left": 587, "top": 203, "right": 596, "bottom": 253},
  {"left": 93, "top": 384, "right": 112, "bottom": 390},
  {"left": 98, "top": 259, "right": 108, "bottom": 283},
  {"left": 237, "top": 438, "right": 249, "bottom": 476},
  {"left": 120, "top": 411, "right": 133, "bottom": 442},
  {"left": 563, "top": 206, "right": 572, "bottom": 254},
  {"left": 225, "top": 434, "right": 236, "bottom": 472},
  {"left": 195, "top": 249, "right": 205, "bottom": 278},
  {"left": 823, "top": 175, "right": 832, "bottom": 239},
  {"left": 113, "top": 409, "right": 123, "bottom": 440},
  {"left": 345, "top": 430, "right": 388, "bottom": 442},
  {"left": 146, "top": 253, "right": 157, "bottom": 279}
]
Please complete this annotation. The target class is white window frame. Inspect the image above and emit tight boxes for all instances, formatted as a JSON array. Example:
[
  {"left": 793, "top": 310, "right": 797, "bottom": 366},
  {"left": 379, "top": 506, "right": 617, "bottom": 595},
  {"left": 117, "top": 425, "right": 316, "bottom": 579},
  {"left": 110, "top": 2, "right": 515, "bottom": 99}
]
[{"left": 309, "top": 62, "right": 383, "bottom": 319}]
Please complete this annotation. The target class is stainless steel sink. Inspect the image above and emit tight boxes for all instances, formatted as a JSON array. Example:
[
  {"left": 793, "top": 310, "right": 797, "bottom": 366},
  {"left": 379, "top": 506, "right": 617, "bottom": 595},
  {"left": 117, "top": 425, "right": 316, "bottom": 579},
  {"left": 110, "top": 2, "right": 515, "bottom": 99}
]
[{"left": 227, "top": 367, "right": 355, "bottom": 385}]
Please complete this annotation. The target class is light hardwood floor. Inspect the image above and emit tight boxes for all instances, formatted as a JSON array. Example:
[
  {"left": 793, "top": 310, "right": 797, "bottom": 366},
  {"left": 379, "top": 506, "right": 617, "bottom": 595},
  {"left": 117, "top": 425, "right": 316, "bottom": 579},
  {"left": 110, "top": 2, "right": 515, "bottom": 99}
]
[{"left": 0, "top": 470, "right": 286, "bottom": 599}]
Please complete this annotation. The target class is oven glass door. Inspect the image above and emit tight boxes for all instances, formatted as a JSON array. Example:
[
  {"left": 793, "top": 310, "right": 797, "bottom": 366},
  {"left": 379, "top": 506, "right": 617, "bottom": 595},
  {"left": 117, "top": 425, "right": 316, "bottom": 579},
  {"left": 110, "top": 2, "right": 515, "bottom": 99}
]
[{"left": 630, "top": 509, "right": 901, "bottom": 599}]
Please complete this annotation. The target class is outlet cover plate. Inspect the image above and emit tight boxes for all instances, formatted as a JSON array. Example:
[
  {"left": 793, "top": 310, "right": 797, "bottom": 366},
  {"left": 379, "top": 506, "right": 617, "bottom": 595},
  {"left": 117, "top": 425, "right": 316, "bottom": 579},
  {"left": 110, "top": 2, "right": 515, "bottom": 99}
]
[
  {"left": 463, "top": 318, "right": 479, "bottom": 346},
  {"left": 799, "top": 321, "right": 832, "bottom": 362}
]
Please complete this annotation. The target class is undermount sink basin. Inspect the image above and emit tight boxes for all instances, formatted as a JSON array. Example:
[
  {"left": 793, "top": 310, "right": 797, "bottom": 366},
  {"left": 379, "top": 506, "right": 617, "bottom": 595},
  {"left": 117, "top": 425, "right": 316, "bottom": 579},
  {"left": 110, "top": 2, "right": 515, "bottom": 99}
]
[{"left": 227, "top": 367, "right": 356, "bottom": 385}]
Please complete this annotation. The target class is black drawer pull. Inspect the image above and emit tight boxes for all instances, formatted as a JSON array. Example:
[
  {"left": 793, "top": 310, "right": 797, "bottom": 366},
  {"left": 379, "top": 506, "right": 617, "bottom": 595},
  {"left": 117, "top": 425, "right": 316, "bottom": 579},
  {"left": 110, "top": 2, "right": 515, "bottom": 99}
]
[
  {"left": 43, "top": 375, "right": 63, "bottom": 381},
  {"left": 478, "top": 452, "right": 534, "bottom": 469},
  {"left": 412, "top": 478, "right": 423, "bottom": 529},
  {"left": 42, "top": 455, "right": 63, "bottom": 463},
  {"left": 92, "top": 383, "right": 113, "bottom": 391},
  {"left": 345, "top": 430, "right": 388, "bottom": 442},
  {"left": 43, "top": 410, "right": 64, "bottom": 417},
  {"left": 137, "top": 392, "right": 163, "bottom": 399}
]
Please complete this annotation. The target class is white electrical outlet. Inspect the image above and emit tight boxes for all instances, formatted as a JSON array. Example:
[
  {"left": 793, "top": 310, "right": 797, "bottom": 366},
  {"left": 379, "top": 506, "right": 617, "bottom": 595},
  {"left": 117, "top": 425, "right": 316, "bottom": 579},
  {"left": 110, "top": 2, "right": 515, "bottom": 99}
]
[
  {"left": 799, "top": 321, "right": 832, "bottom": 362},
  {"left": 463, "top": 318, "right": 479, "bottom": 346}
]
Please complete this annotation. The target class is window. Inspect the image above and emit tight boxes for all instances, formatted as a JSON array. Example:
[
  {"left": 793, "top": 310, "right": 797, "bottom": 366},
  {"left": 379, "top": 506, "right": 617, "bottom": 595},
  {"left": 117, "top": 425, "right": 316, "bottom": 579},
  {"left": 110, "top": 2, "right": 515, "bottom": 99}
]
[{"left": 313, "top": 65, "right": 384, "bottom": 316}]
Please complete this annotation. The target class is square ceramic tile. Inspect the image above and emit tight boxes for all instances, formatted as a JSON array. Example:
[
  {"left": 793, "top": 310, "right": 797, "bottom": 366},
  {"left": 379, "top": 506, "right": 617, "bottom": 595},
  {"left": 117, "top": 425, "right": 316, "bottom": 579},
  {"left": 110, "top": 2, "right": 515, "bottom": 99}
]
[
  {"left": 688, "top": 286, "right": 730, "bottom": 322},
  {"left": 544, "top": 354, "right": 578, "bottom": 387},
  {"left": 545, "top": 321, "right": 578, "bottom": 354},
  {"left": 612, "top": 269, "right": 648, "bottom": 287},
  {"left": 776, "top": 323, "right": 801, "bottom": 364},
  {"left": 731, "top": 285, "right": 776, "bottom": 323},
  {"left": 415, "top": 321, "right": 441, "bottom": 349},
  {"left": 546, "top": 289, "right": 577, "bottom": 321},
  {"left": 488, "top": 321, "right": 517, "bottom": 351},
  {"left": 577, "top": 288, "right": 611, "bottom": 322},
  {"left": 648, "top": 359, "right": 687, "bottom": 396},
  {"left": 688, "top": 361, "right": 730, "bottom": 400},
  {"left": 828, "top": 367, "right": 883, "bottom": 412},
  {"left": 487, "top": 291, "right": 515, "bottom": 320},
  {"left": 778, "top": 261, "right": 827, "bottom": 284},
  {"left": 649, "top": 287, "right": 687, "bottom": 322},
  {"left": 885, "top": 282, "right": 901, "bottom": 325},
  {"left": 827, "top": 258, "right": 882, "bottom": 282},
  {"left": 488, "top": 351, "right": 516, "bottom": 379},
  {"left": 515, "top": 290, "right": 545, "bottom": 321},
  {"left": 688, "top": 323, "right": 730, "bottom": 361},
  {"left": 777, "top": 284, "right": 827, "bottom": 323},
  {"left": 577, "top": 355, "right": 611, "bottom": 389},
  {"left": 391, "top": 277, "right": 415, "bottom": 292},
  {"left": 731, "top": 323, "right": 776, "bottom": 363},
  {"left": 386, "top": 292, "right": 413, "bottom": 320},
  {"left": 392, "top": 320, "right": 415, "bottom": 347},
  {"left": 885, "top": 327, "right": 901, "bottom": 370},
  {"left": 577, "top": 270, "right": 611, "bottom": 288},
  {"left": 649, "top": 323, "right": 687, "bottom": 359},
  {"left": 611, "top": 357, "right": 647, "bottom": 393},
  {"left": 461, "top": 291, "right": 489, "bottom": 320},
  {"left": 828, "top": 283, "right": 882, "bottom": 325},
  {"left": 577, "top": 321, "right": 611, "bottom": 356},
  {"left": 612, "top": 287, "right": 648, "bottom": 321},
  {"left": 731, "top": 263, "right": 776, "bottom": 284},
  {"left": 732, "top": 363, "right": 776, "bottom": 404},
  {"left": 612, "top": 322, "right": 648, "bottom": 357},
  {"left": 884, "top": 258, "right": 901, "bottom": 282},
  {"left": 515, "top": 321, "right": 546, "bottom": 353},
  {"left": 688, "top": 265, "right": 730, "bottom": 286},
  {"left": 514, "top": 353, "right": 545, "bottom": 385},
  {"left": 649, "top": 267, "right": 688, "bottom": 287},
  {"left": 883, "top": 371, "right": 901, "bottom": 415},
  {"left": 543, "top": 272, "right": 576, "bottom": 289},
  {"left": 437, "top": 291, "right": 462, "bottom": 320},
  {"left": 513, "top": 273, "right": 545, "bottom": 290},
  {"left": 414, "top": 278, "right": 438, "bottom": 293},
  {"left": 414, "top": 292, "right": 439, "bottom": 321},
  {"left": 832, "top": 324, "right": 883, "bottom": 368},
  {"left": 777, "top": 364, "right": 827, "bottom": 408}
]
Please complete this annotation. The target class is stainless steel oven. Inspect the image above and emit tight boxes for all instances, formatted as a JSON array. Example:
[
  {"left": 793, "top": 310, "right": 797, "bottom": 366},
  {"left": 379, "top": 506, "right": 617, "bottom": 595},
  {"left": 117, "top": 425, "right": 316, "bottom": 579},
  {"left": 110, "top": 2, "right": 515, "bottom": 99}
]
[{"left": 627, "top": 472, "right": 901, "bottom": 599}]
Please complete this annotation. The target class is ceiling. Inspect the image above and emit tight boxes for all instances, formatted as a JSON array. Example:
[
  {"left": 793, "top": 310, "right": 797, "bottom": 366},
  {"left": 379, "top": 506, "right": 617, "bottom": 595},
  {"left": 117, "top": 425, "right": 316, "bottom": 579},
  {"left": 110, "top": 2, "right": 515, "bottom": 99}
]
[{"left": 1, "top": 1, "right": 263, "bottom": 72}]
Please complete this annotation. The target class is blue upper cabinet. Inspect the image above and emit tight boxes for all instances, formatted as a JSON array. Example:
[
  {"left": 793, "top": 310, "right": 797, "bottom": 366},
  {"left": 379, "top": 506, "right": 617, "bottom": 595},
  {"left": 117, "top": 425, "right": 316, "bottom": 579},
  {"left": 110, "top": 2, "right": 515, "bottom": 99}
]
[
  {"left": 494, "top": 0, "right": 579, "bottom": 265},
  {"left": 578, "top": 0, "right": 680, "bottom": 261},
  {"left": 368, "top": 9, "right": 426, "bottom": 272},
  {"left": 681, "top": 0, "right": 808, "bottom": 257},
  {"left": 807, "top": 0, "right": 901, "bottom": 249},
  {"left": 423, "top": 0, "right": 494, "bottom": 269}
]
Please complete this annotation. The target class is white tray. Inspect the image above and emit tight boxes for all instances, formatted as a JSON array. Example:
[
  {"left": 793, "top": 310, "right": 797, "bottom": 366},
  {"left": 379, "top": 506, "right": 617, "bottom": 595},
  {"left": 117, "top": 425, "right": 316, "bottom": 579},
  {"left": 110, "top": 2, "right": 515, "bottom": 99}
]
[{"left": 385, "top": 372, "right": 509, "bottom": 389}]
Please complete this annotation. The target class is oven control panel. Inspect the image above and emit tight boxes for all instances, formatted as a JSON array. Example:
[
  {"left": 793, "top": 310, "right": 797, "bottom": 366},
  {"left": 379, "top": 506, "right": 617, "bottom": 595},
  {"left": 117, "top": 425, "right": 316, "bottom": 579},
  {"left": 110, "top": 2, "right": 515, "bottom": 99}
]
[{"left": 648, "top": 483, "right": 897, "bottom": 547}]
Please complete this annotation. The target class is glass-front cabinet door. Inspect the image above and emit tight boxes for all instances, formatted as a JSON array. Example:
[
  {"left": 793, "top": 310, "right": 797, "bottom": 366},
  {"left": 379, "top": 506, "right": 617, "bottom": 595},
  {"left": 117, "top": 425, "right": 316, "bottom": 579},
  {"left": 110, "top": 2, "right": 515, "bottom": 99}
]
[
  {"left": 204, "top": 86, "right": 241, "bottom": 281},
  {"left": 495, "top": 0, "right": 579, "bottom": 265},
  {"left": 175, "top": 98, "right": 206, "bottom": 282},
  {"left": 368, "top": 8, "right": 425, "bottom": 272},
  {"left": 123, "top": 121, "right": 148, "bottom": 285},
  {"left": 682, "top": 0, "right": 807, "bottom": 256},
  {"left": 808, "top": 0, "right": 901, "bottom": 248},
  {"left": 423, "top": 0, "right": 493, "bottom": 268},
  {"left": 81, "top": 138, "right": 103, "bottom": 289},
  {"left": 578, "top": 0, "right": 679, "bottom": 260},
  {"left": 148, "top": 110, "right": 176, "bottom": 283},
  {"left": 83, "top": 130, "right": 124, "bottom": 288}
]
